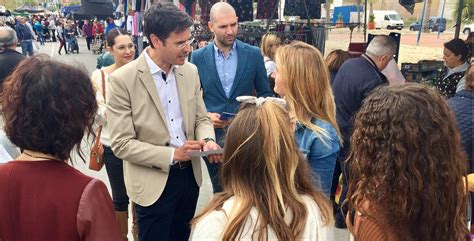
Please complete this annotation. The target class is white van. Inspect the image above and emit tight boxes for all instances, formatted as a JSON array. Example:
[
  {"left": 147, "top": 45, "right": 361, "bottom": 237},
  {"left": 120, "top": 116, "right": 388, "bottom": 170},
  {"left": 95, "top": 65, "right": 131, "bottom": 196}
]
[{"left": 373, "top": 10, "right": 404, "bottom": 30}]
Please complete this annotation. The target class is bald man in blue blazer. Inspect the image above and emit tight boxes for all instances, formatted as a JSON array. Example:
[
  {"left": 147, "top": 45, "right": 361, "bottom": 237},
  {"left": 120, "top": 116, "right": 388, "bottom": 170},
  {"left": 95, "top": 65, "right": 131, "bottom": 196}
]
[{"left": 191, "top": 2, "right": 272, "bottom": 192}]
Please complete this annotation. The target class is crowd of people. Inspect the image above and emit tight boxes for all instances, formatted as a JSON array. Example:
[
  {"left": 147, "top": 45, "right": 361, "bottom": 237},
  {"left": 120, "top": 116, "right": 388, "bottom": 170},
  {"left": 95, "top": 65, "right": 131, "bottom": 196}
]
[
  {"left": 0, "top": 14, "right": 118, "bottom": 56},
  {"left": 0, "top": 2, "right": 473, "bottom": 241}
]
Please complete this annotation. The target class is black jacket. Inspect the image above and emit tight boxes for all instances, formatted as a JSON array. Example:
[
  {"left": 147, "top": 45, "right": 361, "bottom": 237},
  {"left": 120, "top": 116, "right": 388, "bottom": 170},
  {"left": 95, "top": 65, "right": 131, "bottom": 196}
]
[
  {"left": 0, "top": 49, "right": 25, "bottom": 90},
  {"left": 448, "top": 90, "right": 474, "bottom": 170},
  {"left": 332, "top": 55, "right": 388, "bottom": 142}
]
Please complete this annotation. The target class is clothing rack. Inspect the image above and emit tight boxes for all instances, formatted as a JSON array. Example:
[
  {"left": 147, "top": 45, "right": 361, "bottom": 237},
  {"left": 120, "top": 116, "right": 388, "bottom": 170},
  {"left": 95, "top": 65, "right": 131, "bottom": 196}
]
[{"left": 192, "top": 21, "right": 327, "bottom": 53}]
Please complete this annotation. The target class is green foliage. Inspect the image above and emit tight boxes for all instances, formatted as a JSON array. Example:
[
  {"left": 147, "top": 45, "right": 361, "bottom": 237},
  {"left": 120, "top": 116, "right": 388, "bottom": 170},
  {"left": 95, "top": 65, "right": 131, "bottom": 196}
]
[
  {"left": 369, "top": 13, "right": 375, "bottom": 23},
  {"left": 453, "top": 0, "right": 473, "bottom": 23},
  {"left": 65, "top": 2, "right": 80, "bottom": 6},
  {"left": 337, "top": 13, "right": 343, "bottom": 21}
]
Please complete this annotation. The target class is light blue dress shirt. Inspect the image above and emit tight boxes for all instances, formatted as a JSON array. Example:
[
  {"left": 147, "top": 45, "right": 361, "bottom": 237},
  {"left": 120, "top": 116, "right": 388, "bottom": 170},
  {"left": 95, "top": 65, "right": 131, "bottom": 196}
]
[{"left": 214, "top": 42, "right": 238, "bottom": 98}]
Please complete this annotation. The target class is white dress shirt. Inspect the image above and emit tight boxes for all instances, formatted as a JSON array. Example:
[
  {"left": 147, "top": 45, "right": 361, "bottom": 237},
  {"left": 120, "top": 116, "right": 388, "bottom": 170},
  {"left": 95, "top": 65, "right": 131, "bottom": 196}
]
[{"left": 144, "top": 49, "right": 186, "bottom": 164}]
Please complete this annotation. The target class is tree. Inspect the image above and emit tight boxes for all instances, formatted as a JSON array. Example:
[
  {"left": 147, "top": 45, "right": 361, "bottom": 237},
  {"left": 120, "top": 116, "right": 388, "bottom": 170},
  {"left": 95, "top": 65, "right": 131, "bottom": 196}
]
[
  {"left": 367, "top": 0, "right": 375, "bottom": 15},
  {"left": 453, "top": 0, "right": 473, "bottom": 23},
  {"left": 0, "top": 0, "right": 16, "bottom": 9},
  {"left": 325, "top": 0, "right": 333, "bottom": 24},
  {"left": 422, "top": 0, "right": 432, "bottom": 33}
]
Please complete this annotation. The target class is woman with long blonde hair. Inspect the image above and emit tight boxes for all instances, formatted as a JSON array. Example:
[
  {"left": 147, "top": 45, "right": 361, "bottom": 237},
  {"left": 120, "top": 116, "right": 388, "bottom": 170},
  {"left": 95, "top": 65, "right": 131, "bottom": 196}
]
[
  {"left": 261, "top": 33, "right": 282, "bottom": 95},
  {"left": 272, "top": 41, "right": 341, "bottom": 197},
  {"left": 191, "top": 98, "right": 334, "bottom": 241},
  {"left": 261, "top": 33, "right": 281, "bottom": 77}
]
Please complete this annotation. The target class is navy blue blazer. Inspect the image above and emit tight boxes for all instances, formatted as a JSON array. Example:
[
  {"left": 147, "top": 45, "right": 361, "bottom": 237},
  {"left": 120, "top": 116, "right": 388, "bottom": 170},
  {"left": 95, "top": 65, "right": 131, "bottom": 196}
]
[{"left": 191, "top": 40, "right": 272, "bottom": 116}]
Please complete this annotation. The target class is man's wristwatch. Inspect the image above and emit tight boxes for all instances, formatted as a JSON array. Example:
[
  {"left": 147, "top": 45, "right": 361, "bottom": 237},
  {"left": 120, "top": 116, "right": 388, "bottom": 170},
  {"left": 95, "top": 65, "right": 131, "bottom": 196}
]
[{"left": 203, "top": 138, "right": 215, "bottom": 143}]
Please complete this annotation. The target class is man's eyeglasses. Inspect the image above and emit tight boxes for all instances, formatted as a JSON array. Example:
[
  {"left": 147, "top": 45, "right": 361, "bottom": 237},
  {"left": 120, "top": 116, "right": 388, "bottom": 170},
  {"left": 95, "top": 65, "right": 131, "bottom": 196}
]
[{"left": 173, "top": 37, "right": 195, "bottom": 50}]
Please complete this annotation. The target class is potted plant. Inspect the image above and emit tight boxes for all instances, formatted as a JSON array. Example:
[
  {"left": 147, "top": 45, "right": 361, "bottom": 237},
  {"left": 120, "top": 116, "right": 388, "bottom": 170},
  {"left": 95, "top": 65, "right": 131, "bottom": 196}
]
[
  {"left": 336, "top": 13, "right": 344, "bottom": 28},
  {"left": 368, "top": 13, "right": 375, "bottom": 29}
]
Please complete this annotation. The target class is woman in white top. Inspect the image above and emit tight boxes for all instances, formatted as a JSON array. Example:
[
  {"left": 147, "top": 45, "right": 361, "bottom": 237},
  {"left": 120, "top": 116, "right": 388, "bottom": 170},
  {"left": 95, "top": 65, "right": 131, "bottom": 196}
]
[
  {"left": 260, "top": 33, "right": 281, "bottom": 95},
  {"left": 90, "top": 27, "right": 135, "bottom": 241},
  {"left": 191, "top": 98, "right": 334, "bottom": 241}
]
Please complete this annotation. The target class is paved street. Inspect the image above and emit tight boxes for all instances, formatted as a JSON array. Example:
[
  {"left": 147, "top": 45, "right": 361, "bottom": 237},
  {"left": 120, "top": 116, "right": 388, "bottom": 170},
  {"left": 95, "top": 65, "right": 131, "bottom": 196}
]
[{"left": 31, "top": 37, "right": 350, "bottom": 240}]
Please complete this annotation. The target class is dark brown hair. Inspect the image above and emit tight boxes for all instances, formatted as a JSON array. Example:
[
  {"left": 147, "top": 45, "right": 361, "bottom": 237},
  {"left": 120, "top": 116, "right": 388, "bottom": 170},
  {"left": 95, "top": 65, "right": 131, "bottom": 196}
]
[
  {"left": 106, "top": 28, "right": 130, "bottom": 47},
  {"left": 347, "top": 83, "right": 469, "bottom": 241},
  {"left": 325, "top": 49, "right": 351, "bottom": 72},
  {"left": 2, "top": 55, "right": 97, "bottom": 161},
  {"left": 444, "top": 38, "right": 469, "bottom": 63},
  {"left": 143, "top": 3, "right": 193, "bottom": 48},
  {"left": 193, "top": 101, "right": 332, "bottom": 241}
]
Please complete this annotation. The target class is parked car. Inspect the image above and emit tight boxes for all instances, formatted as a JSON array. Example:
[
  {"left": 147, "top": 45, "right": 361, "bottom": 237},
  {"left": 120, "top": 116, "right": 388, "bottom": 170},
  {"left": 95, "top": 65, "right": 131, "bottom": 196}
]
[
  {"left": 464, "top": 23, "right": 474, "bottom": 35},
  {"left": 373, "top": 10, "right": 404, "bottom": 30},
  {"left": 409, "top": 17, "right": 446, "bottom": 32}
]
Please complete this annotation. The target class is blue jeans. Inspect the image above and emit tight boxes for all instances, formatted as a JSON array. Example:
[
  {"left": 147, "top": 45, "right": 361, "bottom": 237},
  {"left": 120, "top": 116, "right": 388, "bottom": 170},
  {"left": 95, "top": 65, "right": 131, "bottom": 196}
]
[
  {"left": 66, "top": 38, "right": 74, "bottom": 52},
  {"left": 20, "top": 40, "right": 34, "bottom": 56},
  {"left": 37, "top": 34, "right": 45, "bottom": 45}
]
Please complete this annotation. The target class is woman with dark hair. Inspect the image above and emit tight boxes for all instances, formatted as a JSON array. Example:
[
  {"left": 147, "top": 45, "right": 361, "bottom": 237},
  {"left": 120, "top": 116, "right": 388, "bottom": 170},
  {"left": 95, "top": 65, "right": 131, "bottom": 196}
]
[
  {"left": 192, "top": 97, "right": 334, "bottom": 240},
  {"left": 0, "top": 55, "right": 121, "bottom": 240},
  {"left": 90, "top": 27, "right": 135, "bottom": 241},
  {"left": 434, "top": 38, "right": 470, "bottom": 97},
  {"left": 105, "top": 17, "right": 117, "bottom": 35},
  {"left": 347, "top": 83, "right": 469, "bottom": 240},
  {"left": 56, "top": 20, "right": 68, "bottom": 55}
]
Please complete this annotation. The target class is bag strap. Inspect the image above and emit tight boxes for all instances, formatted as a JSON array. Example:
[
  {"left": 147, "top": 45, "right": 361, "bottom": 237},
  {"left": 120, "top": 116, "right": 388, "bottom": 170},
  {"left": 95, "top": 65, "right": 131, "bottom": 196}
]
[
  {"left": 93, "top": 126, "right": 103, "bottom": 148},
  {"left": 94, "top": 69, "right": 106, "bottom": 144},
  {"left": 100, "top": 68, "right": 106, "bottom": 103}
]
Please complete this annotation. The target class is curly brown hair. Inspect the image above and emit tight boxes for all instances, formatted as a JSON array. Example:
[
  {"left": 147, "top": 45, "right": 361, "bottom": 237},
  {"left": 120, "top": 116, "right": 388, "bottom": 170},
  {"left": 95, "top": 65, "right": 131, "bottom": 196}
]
[
  {"left": 347, "top": 83, "right": 469, "bottom": 240},
  {"left": 2, "top": 55, "right": 97, "bottom": 161}
]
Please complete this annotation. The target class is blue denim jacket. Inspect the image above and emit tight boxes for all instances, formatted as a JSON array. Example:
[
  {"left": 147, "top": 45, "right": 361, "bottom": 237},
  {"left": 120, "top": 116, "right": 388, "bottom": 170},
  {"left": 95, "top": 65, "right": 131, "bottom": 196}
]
[{"left": 295, "top": 118, "right": 340, "bottom": 197}]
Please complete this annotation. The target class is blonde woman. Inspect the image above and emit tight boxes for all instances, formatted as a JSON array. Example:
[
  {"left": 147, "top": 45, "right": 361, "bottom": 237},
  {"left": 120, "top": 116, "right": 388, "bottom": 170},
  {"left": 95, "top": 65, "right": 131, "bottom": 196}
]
[
  {"left": 272, "top": 41, "right": 341, "bottom": 197},
  {"left": 261, "top": 33, "right": 281, "bottom": 77},
  {"left": 90, "top": 28, "right": 136, "bottom": 240},
  {"left": 191, "top": 98, "right": 334, "bottom": 241}
]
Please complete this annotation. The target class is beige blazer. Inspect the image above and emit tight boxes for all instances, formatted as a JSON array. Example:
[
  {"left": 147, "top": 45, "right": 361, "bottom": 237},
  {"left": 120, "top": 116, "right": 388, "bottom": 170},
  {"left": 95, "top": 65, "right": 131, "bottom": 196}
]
[{"left": 106, "top": 53, "right": 215, "bottom": 207}]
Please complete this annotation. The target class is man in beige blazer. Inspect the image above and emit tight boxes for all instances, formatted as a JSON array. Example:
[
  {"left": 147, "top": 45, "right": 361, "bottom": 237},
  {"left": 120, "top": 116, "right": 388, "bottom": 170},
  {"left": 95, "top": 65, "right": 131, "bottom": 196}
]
[{"left": 106, "top": 3, "right": 221, "bottom": 241}]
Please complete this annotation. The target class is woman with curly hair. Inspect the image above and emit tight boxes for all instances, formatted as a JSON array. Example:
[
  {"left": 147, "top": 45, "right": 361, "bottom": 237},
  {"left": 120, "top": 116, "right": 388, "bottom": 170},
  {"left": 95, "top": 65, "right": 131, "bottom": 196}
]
[
  {"left": 191, "top": 98, "right": 334, "bottom": 240},
  {"left": 347, "top": 83, "right": 469, "bottom": 240},
  {"left": 0, "top": 55, "right": 122, "bottom": 241}
]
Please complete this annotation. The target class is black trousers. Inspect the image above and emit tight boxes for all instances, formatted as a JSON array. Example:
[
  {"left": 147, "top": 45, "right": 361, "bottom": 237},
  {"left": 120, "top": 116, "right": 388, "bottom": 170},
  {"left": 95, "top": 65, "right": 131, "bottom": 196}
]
[
  {"left": 85, "top": 36, "right": 93, "bottom": 51},
  {"left": 203, "top": 156, "right": 223, "bottom": 193},
  {"left": 135, "top": 165, "right": 199, "bottom": 241},
  {"left": 103, "top": 146, "right": 129, "bottom": 211}
]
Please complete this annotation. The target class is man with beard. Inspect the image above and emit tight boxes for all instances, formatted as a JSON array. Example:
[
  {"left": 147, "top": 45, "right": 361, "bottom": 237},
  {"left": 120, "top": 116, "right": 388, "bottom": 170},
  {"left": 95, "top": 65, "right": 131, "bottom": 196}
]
[{"left": 191, "top": 2, "right": 272, "bottom": 193}]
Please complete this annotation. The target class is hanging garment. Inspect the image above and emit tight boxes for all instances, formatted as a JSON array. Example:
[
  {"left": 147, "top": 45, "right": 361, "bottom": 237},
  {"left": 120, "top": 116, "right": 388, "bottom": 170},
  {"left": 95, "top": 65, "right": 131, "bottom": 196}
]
[
  {"left": 199, "top": 0, "right": 219, "bottom": 25},
  {"left": 284, "top": 0, "right": 321, "bottom": 19},
  {"left": 257, "top": 0, "right": 278, "bottom": 19},
  {"left": 179, "top": 0, "right": 196, "bottom": 16},
  {"left": 135, "top": 0, "right": 142, "bottom": 11},
  {"left": 228, "top": 0, "right": 253, "bottom": 22}
]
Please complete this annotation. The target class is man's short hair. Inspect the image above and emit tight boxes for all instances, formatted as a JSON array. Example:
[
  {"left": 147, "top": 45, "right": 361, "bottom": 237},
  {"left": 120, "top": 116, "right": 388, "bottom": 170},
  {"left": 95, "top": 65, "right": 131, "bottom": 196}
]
[
  {"left": 143, "top": 3, "right": 193, "bottom": 48},
  {"left": 365, "top": 35, "right": 397, "bottom": 57},
  {"left": 0, "top": 26, "right": 18, "bottom": 50}
]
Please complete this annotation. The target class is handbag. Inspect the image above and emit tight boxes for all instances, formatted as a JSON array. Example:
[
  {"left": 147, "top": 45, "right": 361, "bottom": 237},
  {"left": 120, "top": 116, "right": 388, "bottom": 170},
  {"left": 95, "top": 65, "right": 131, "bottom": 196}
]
[{"left": 89, "top": 69, "right": 106, "bottom": 171}]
